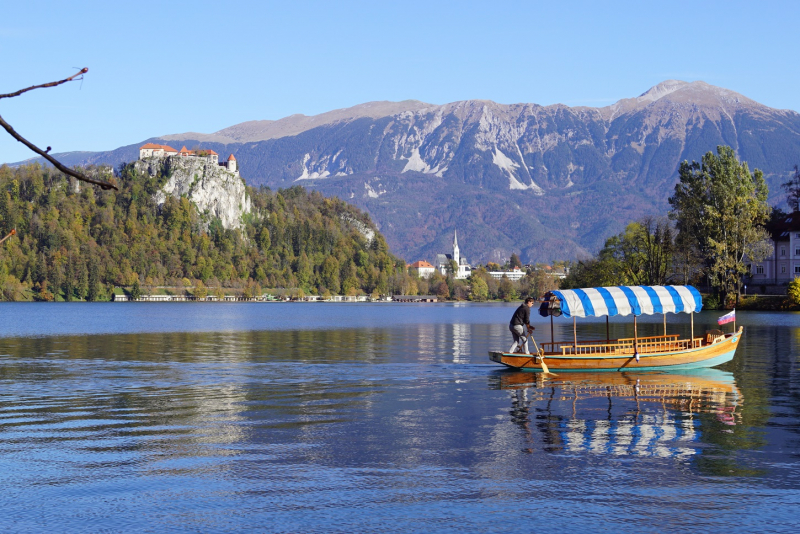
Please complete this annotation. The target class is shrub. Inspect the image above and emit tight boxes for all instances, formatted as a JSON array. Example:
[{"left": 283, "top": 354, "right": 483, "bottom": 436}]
[{"left": 788, "top": 278, "right": 800, "bottom": 306}]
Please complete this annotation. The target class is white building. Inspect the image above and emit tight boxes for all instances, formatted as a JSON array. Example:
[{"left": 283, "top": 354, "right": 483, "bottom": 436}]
[
  {"left": 409, "top": 260, "right": 436, "bottom": 279},
  {"left": 748, "top": 212, "right": 800, "bottom": 284},
  {"left": 436, "top": 231, "right": 471, "bottom": 279},
  {"left": 488, "top": 267, "right": 526, "bottom": 281}
]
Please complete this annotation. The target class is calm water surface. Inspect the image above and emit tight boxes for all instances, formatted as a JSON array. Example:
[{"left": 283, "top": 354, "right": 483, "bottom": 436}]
[{"left": 1, "top": 303, "right": 799, "bottom": 533}]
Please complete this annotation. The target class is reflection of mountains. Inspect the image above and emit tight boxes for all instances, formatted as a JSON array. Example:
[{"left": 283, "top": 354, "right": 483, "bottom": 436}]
[{"left": 490, "top": 369, "right": 741, "bottom": 458}]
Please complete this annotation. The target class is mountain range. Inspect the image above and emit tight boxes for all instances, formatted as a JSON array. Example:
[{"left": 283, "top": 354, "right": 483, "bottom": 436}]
[{"left": 10, "top": 80, "right": 800, "bottom": 264}]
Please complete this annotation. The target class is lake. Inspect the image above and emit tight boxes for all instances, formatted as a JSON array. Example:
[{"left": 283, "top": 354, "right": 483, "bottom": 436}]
[{"left": 1, "top": 302, "right": 799, "bottom": 533}]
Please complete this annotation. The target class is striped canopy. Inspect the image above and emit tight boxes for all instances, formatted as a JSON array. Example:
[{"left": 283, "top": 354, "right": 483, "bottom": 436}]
[{"left": 550, "top": 285, "right": 703, "bottom": 318}]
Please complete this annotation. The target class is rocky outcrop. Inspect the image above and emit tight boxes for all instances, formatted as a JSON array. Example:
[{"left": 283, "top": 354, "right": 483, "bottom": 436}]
[{"left": 135, "top": 156, "right": 251, "bottom": 230}]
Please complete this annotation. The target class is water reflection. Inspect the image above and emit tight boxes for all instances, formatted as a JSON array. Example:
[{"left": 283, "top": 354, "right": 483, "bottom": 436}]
[
  {"left": 1, "top": 310, "right": 799, "bottom": 532},
  {"left": 452, "top": 323, "right": 470, "bottom": 363},
  {"left": 491, "top": 370, "right": 742, "bottom": 460}
]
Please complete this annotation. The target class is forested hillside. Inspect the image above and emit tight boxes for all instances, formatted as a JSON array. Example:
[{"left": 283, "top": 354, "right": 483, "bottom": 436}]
[{"left": 0, "top": 163, "right": 404, "bottom": 301}]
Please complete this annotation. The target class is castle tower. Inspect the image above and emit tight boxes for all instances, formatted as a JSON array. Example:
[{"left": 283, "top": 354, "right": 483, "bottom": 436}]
[{"left": 227, "top": 154, "right": 237, "bottom": 173}]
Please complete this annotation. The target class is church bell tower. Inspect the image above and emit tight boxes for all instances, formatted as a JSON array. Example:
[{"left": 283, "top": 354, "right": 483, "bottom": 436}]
[{"left": 453, "top": 230, "right": 460, "bottom": 266}]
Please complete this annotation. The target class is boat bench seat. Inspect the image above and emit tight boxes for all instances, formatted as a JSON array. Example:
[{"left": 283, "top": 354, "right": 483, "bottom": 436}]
[{"left": 705, "top": 329, "right": 725, "bottom": 344}]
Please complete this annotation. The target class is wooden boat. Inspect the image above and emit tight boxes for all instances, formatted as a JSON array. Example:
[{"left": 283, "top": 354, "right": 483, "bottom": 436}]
[{"left": 489, "top": 285, "right": 742, "bottom": 372}]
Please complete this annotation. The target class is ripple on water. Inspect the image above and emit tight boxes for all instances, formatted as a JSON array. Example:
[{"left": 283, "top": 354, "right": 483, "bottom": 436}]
[{"left": 0, "top": 310, "right": 799, "bottom": 532}]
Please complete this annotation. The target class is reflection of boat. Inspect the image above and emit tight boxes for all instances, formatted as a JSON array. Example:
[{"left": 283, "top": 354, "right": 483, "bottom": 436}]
[
  {"left": 490, "top": 285, "right": 742, "bottom": 372},
  {"left": 492, "top": 368, "right": 742, "bottom": 457},
  {"left": 492, "top": 368, "right": 741, "bottom": 412}
]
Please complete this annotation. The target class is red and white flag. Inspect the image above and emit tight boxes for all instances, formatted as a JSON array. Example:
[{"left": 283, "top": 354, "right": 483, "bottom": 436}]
[{"left": 717, "top": 309, "right": 736, "bottom": 325}]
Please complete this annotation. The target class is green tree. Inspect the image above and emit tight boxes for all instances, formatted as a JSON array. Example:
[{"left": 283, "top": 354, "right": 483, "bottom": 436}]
[
  {"left": 470, "top": 276, "right": 489, "bottom": 301},
  {"left": 669, "top": 146, "right": 771, "bottom": 304},
  {"left": 194, "top": 280, "right": 208, "bottom": 299},
  {"left": 321, "top": 256, "right": 341, "bottom": 294},
  {"left": 510, "top": 253, "right": 522, "bottom": 269},
  {"left": 603, "top": 218, "right": 674, "bottom": 286},
  {"left": 447, "top": 259, "right": 458, "bottom": 277},
  {"left": 130, "top": 280, "right": 141, "bottom": 300},
  {"left": 498, "top": 275, "right": 516, "bottom": 301},
  {"left": 87, "top": 259, "right": 100, "bottom": 301}
]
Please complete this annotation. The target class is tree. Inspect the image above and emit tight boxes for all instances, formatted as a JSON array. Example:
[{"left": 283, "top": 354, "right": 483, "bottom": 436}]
[
  {"left": 498, "top": 275, "right": 516, "bottom": 301},
  {"left": 130, "top": 280, "right": 141, "bottom": 300},
  {"left": 321, "top": 256, "right": 341, "bottom": 294},
  {"left": 447, "top": 259, "right": 458, "bottom": 277},
  {"left": 788, "top": 277, "right": 800, "bottom": 306},
  {"left": 669, "top": 146, "right": 771, "bottom": 304},
  {"left": 470, "top": 276, "right": 489, "bottom": 301},
  {"left": 194, "top": 280, "right": 208, "bottom": 299},
  {"left": 783, "top": 165, "right": 800, "bottom": 212},
  {"left": 604, "top": 218, "right": 674, "bottom": 286},
  {"left": 510, "top": 253, "right": 522, "bottom": 269}
]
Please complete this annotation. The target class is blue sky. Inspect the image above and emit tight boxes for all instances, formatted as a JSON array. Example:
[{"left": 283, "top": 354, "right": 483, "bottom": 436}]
[{"left": 1, "top": 0, "right": 798, "bottom": 163}]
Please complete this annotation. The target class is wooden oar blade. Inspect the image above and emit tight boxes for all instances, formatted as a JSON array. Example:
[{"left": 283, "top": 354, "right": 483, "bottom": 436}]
[{"left": 528, "top": 332, "right": 557, "bottom": 377}]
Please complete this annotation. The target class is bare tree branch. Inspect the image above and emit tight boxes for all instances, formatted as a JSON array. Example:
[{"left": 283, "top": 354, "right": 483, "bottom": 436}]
[
  {"left": 0, "top": 68, "right": 88, "bottom": 100},
  {"left": 0, "top": 68, "right": 117, "bottom": 190}
]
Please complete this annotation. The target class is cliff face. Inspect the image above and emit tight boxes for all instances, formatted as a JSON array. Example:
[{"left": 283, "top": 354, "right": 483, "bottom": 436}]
[{"left": 135, "top": 156, "right": 251, "bottom": 230}]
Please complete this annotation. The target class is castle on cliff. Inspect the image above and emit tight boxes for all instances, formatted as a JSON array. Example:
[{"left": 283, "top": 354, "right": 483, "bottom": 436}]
[{"left": 139, "top": 143, "right": 238, "bottom": 175}]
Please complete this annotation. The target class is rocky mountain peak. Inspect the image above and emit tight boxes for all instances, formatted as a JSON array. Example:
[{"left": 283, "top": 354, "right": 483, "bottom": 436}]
[{"left": 636, "top": 80, "right": 689, "bottom": 102}]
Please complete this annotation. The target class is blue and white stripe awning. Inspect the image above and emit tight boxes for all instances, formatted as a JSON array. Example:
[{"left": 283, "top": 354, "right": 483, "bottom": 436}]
[{"left": 550, "top": 285, "right": 703, "bottom": 318}]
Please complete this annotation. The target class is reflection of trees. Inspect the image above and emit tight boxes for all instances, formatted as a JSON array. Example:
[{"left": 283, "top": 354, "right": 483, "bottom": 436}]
[{"left": 0, "top": 330, "right": 390, "bottom": 466}]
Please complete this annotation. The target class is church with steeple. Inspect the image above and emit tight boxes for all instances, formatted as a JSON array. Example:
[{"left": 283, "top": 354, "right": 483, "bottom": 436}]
[{"left": 436, "top": 231, "right": 472, "bottom": 279}]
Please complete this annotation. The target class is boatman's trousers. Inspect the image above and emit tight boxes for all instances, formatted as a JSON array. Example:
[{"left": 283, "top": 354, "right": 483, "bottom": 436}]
[{"left": 509, "top": 324, "right": 529, "bottom": 354}]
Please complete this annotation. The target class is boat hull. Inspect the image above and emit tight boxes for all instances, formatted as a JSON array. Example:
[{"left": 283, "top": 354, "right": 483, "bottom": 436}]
[{"left": 489, "top": 328, "right": 742, "bottom": 372}]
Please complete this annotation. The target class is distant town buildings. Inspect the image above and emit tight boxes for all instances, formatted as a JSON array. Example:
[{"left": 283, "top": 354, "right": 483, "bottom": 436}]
[
  {"left": 407, "top": 231, "right": 472, "bottom": 280},
  {"left": 139, "top": 143, "right": 238, "bottom": 175}
]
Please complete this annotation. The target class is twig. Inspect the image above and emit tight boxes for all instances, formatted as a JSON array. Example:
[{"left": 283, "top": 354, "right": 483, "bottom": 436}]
[
  {"left": 0, "top": 68, "right": 117, "bottom": 190},
  {"left": 0, "top": 68, "right": 88, "bottom": 100}
]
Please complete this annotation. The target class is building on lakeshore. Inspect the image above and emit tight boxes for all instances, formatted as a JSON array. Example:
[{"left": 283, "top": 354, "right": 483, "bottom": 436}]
[
  {"left": 408, "top": 260, "right": 436, "bottom": 279},
  {"left": 139, "top": 143, "right": 239, "bottom": 175},
  {"left": 488, "top": 267, "right": 526, "bottom": 281},
  {"left": 748, "top": 211, "right": 800, "bottom": 284},
  {"left": 435, "top": 230, "right": 471, "bottom": 279}
]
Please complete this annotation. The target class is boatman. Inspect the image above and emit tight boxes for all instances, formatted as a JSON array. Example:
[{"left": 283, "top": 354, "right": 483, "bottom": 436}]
[{"left": 509, "top": 297, "right": 536, "bottom": 354}]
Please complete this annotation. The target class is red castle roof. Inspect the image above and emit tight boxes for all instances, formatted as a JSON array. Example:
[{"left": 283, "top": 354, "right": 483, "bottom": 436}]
[
  {"left": 228, "top": 154, "right": 236, "bottom": 161},
  {"left": 140, "top": 143, "right": 177, "bottom": 152}
]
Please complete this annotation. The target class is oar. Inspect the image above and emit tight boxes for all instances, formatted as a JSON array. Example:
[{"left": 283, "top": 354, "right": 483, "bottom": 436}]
[{"left": 528, "top": 331, "right": 557, "bottom": 377}]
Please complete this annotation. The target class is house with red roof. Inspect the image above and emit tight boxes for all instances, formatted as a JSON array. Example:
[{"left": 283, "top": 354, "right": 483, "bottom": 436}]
[{"left": 409, "top": 260, "right": 436, "bottom": 279}]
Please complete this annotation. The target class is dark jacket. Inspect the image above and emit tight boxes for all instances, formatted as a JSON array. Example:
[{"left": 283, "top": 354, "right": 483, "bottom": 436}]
[{"left": 510, "top": 304, "right": 531, "bottom": 328}]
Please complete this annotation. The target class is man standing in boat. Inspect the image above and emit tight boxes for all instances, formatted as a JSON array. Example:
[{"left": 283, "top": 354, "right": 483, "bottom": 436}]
[{"left": 509, "top": 297, "right": 536, "bottom": 354}]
